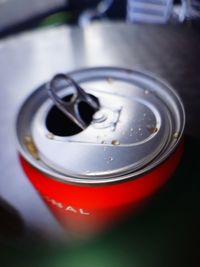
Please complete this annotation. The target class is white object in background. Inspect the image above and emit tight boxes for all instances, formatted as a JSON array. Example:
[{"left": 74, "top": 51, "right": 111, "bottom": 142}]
[
  {"left": 79, "top": 0, "right": 113, "bottom": 26},
  {"left": 127, "top": 0, "right": 174, "bottom": 24},
  {"left": 179, "top": 0, "right": 200, "bottom": 21}
]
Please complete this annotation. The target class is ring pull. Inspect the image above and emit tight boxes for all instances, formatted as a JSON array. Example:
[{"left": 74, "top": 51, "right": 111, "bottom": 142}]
[{"left": 47, "top": 74, "right": 100, "bottom": 129}]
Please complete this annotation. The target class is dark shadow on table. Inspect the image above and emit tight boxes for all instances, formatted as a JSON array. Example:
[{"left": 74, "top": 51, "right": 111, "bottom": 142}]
[{"left": 0, "top": 197, "right": 25, "bottom": 242}]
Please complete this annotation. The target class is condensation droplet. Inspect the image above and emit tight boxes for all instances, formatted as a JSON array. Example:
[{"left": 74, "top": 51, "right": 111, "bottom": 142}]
[
  {"left": 24, "top": 135, "right": 32, "bottom": 142},
  {"left": 107, "top": 77, "right": 113, "bottom": 84},
  {"left": 24, "top": 136, "right": 39, "bottom": 160},
  {"left": 143, "top": 113, "right": 146, "bottom": 117},
  {"left": 145, "top": 90, "right": 149, "bottom": 95},
  {"left": 46, "top": 132, "right": 54, "bottom": 139},
  {"left": 173, "top": 132, "right": 179, "bottom": 139},
  {"left": 130, "top": 128, "right": 134, "bottom": 132},
  {"left": 111, "top": 140, "right": 120, "bottom": 145},
  {"left": 138, "top": 127, "right": 142, "bottom": 131},
  {"left": 147, "top": 126, "right": 158, "bottom": 134}
]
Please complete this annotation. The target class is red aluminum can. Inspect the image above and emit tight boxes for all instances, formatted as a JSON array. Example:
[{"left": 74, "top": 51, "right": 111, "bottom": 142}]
[{"left": 16, "top": 67, "right": 185, "bottom": 235}]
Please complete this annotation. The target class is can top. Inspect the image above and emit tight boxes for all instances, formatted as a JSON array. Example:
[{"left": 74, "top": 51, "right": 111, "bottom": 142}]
[{"left": 16, "top": 67, "right": 185, "bottom": 184}]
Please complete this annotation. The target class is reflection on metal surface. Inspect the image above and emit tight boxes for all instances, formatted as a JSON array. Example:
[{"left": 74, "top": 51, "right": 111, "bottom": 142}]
[{"left": 17, "top": 67, "right": 185, "bottom": 182}]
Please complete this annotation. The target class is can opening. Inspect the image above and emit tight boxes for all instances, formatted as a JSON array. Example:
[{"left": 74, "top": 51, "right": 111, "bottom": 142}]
[{"left": 46, "top": 94, "right": 98, "bottom": 136}]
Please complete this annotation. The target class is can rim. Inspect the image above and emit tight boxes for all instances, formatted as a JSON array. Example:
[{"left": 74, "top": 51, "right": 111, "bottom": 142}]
[{"left": 15, "top": 67, "right": 185, "bottom": 185}]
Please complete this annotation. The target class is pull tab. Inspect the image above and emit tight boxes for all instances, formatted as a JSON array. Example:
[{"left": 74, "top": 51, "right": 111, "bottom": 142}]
[{"left": 46, "top": 74, "right": 100, "bottom": 129}]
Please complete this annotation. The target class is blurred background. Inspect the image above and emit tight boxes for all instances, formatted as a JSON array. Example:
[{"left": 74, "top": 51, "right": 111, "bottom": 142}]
[{"left": 0, "top": 0, "right": 200, "bottom": 38}]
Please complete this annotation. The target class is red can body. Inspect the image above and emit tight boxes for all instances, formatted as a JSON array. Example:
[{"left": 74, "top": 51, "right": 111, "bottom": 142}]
[{"left": 20, "top": 141, "right": 184, "bottom": 234}]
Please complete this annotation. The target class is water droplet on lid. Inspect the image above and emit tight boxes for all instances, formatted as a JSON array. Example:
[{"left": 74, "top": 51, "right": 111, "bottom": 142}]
[
  {"left": 147, "top": 126, "right": 158, "bottom": 134},
  {"left": 107, "top": 77, "right": 113, "bottom": 84},
  {"left": 145, "top": 90, "right": 149, "bottom": 95},
  {"left": 108, "top": 157, "right": 113, "bottom": 161},
  {"left": 24, "top": 136, "right": 39, "bottom": 160},
  {"left": 173, "top": 132, "right": 179, "bottom": 139},
  {"left": 111, "top": 140, "right": 120, "bottom": 145},
  {"left": 130, "top": 128, "right": 134, "bottom": 132},
  {"left": 46, "top": 132, "right": 54, "bottom": 139},
  {"left": 24, "top": 135, "right": 32, "bottom": 142},
  {"left": 139, "top": 127, "right": 142, "bottom": 131}
]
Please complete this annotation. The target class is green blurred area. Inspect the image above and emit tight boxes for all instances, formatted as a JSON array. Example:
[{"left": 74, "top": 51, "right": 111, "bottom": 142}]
[{"left": 39, "top": 12, "right": 73, "bottom": 28}]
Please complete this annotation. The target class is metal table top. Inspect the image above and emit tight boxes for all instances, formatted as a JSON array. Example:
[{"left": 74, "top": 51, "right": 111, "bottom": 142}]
[{"left": 0, "top": 22, "right": 200, "bottom": 265}]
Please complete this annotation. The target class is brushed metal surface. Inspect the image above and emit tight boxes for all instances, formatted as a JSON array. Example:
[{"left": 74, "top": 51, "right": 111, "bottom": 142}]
[
  {"left": 17, "top": 67, "right": 184, "bottom": 182},
  {"left": 0, "top": 22, "right": 200, "bottom": 238}
]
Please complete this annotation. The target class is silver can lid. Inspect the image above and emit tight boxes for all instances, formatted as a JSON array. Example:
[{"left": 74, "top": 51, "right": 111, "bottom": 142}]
[{"left": 16, "top": 67, "right": 185, "bottom": 183}]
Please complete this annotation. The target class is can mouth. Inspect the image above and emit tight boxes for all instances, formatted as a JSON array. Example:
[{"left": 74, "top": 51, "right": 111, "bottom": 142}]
[
  {"left": 16, "top": 67, "right": 185, "bottom": 184},
  {"left": 46, "top": 73, "right": 100, "bottom": 131},
  {"left": 46, "top": 94, "right": 98, "bottom": 136}
]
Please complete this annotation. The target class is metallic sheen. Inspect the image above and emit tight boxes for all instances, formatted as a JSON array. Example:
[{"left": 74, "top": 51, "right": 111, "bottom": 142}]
[{"left": 16, "top": 67, "right": 185, "bottom": 183}]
